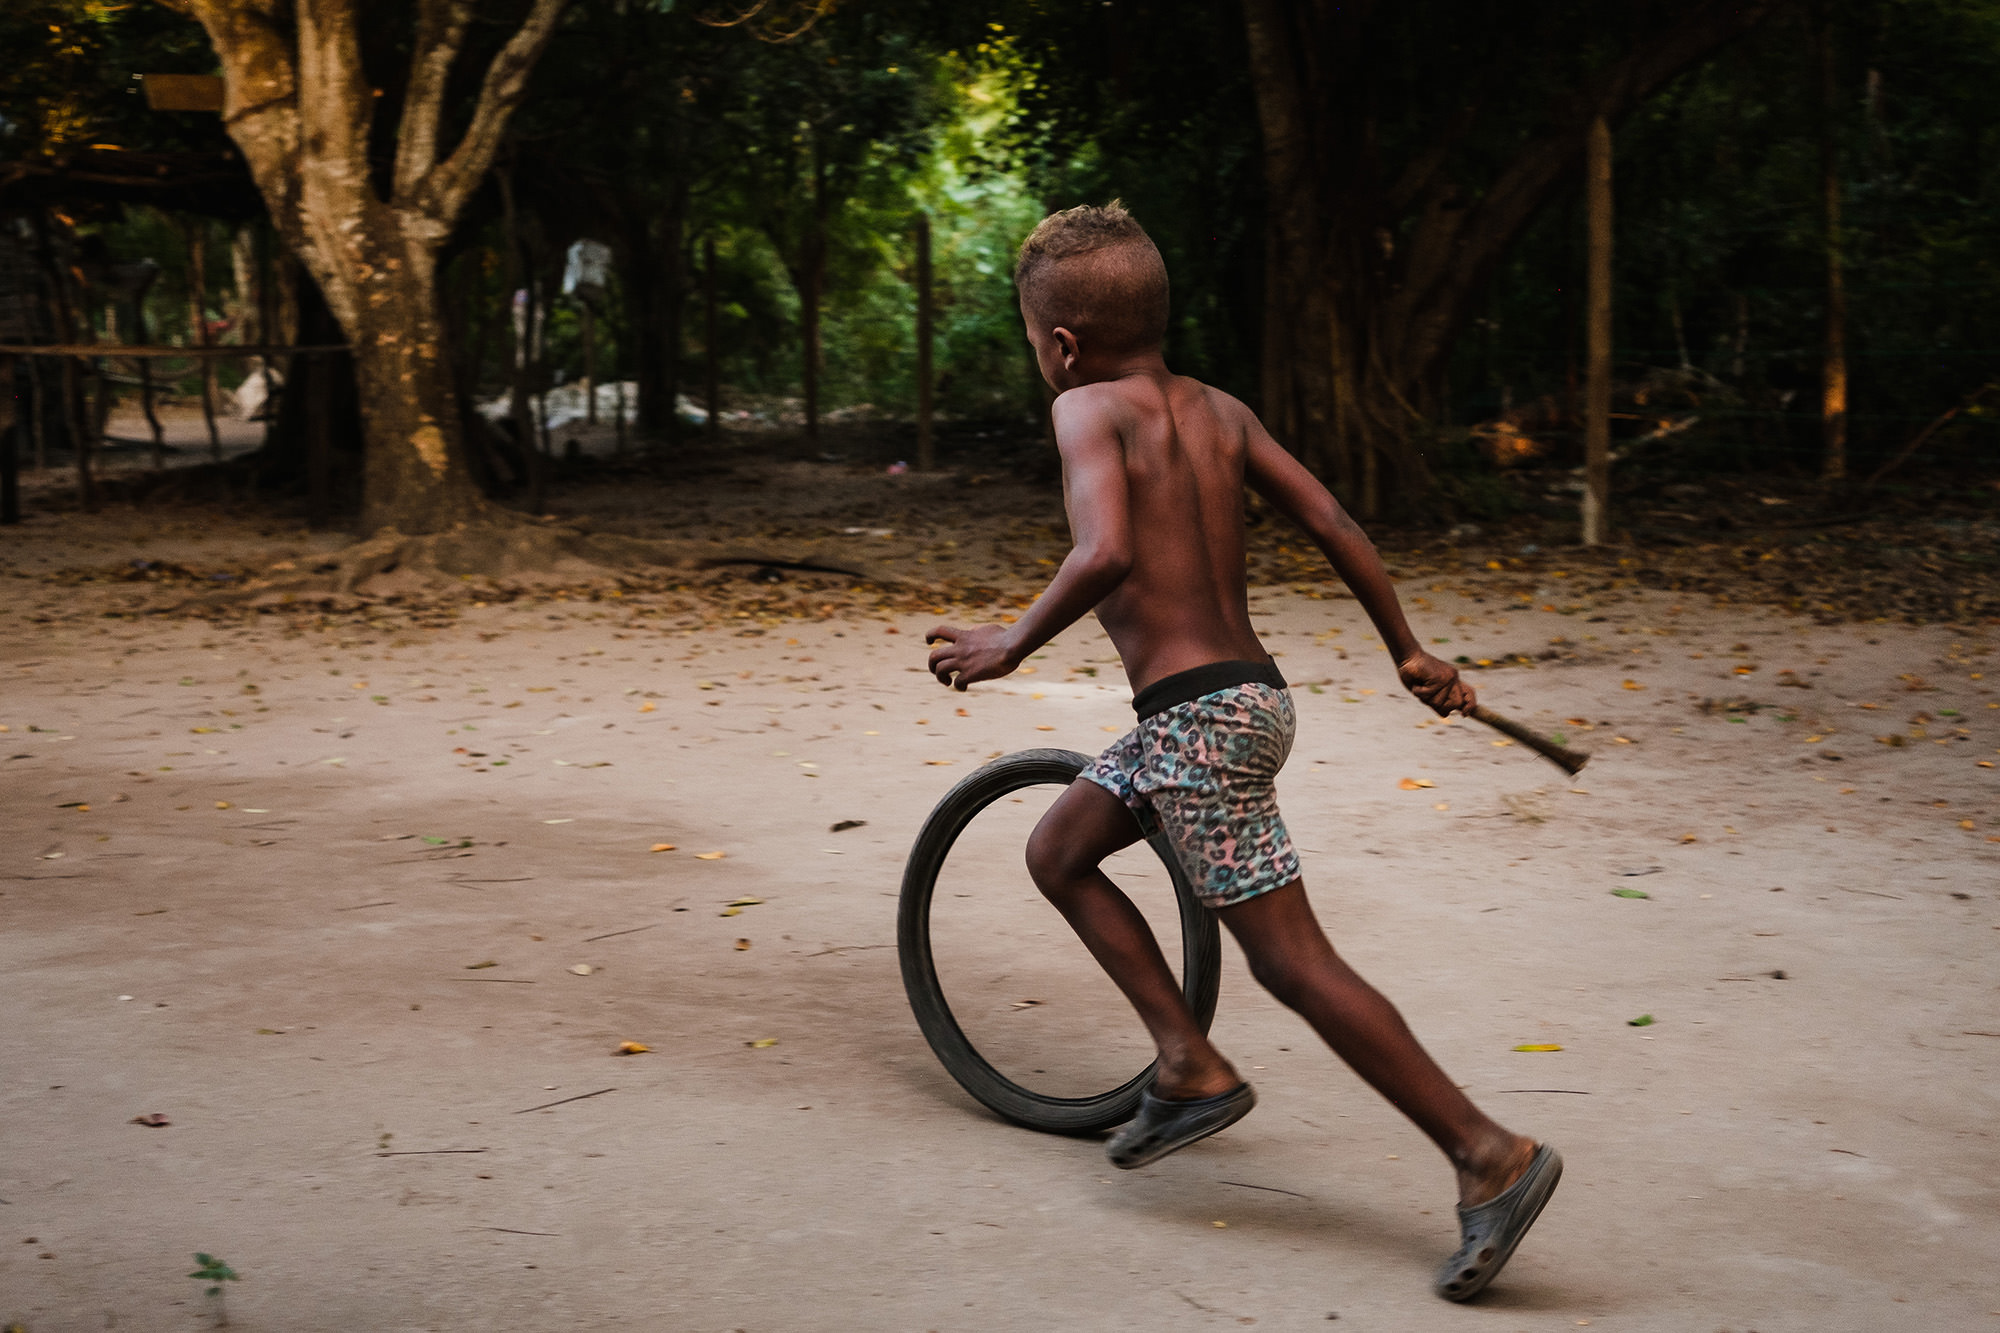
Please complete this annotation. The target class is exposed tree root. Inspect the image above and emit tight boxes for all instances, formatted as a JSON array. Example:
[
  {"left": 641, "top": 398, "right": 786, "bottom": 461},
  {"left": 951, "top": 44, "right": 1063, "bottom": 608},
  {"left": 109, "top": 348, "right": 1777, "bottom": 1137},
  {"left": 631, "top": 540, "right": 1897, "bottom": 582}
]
[{"left": 166, "top": 517, "right": 693, "bottom": 612}]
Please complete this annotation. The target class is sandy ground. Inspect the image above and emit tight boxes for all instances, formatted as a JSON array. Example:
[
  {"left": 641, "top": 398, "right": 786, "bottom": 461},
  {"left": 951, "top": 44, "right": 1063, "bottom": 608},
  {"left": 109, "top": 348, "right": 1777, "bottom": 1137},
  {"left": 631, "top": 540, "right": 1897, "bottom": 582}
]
[{"left": 2, "top": 472, "right": 1998, "bottom": 1332}]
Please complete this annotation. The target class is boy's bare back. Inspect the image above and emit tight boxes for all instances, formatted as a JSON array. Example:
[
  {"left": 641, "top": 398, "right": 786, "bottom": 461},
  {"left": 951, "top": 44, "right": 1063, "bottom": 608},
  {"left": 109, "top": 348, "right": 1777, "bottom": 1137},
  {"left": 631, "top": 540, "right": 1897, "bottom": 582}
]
[{"left": 1052, "top": 372, "right": 1267, "bottom": 692}]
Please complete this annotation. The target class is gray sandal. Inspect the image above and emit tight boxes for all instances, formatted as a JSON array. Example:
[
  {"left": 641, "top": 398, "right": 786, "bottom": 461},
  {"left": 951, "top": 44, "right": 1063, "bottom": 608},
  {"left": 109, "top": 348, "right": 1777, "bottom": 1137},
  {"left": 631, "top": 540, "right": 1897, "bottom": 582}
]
[
  {"left": 1436, "top": 1143, "right": 1563, "bottom": 1302},
  {"left": 1106, "top": 1083, "right": 1257, "bottom": 1169}
]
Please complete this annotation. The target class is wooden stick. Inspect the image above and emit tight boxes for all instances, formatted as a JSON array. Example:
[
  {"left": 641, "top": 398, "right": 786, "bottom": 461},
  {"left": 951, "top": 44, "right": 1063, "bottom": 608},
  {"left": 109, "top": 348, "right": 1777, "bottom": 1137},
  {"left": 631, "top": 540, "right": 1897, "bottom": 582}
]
[{"left": 1468, "top": 705, "right": 1590, "bottom": 776}]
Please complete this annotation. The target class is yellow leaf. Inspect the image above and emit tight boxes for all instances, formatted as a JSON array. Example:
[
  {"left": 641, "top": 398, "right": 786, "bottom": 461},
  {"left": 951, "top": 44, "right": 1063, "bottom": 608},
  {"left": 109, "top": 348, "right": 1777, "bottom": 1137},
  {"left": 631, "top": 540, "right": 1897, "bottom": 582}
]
[
  {"left": 568, "top": 964, "right": 595, "bottom": 976},
  {"left": 1680, "top": 832, "right": 1698, "bottom": 843},
  {"left": 1804, "top": 735, "right": 1824, "bottom": 743},
  {"left": 614, "top": 1041, "right": 650, "bottom": 1055},
  {"left": 1622, "top": 680, "right": 1645, "bottom": 691},
  {"left": 720, "top": 906, "right": 741, "bottom": 917},
  {"left": 1961, "top": 820, "right": 1977, "bottom": 830},
  {"left": 734, "top": 938, "right": 751, "bottom": 950},
  {"left": 638, "top": 701, "right": 656, "bottom": 713},
  {"left": 747, "top": 1037, "right": 778, "bottom": 1048},
  {"left": 925, "top": 759, "right": 954, "bottom": 766},
  {"left": 1433, "top": 802, "right": 1450, "bottom": 811},
  {"left": 1512, "top": 1043, "right": 1563, "bottom": 1052},
  {"left": 1035, "top": 724, "right": 1056, "bottom": 731},
  {"left": 695, "top": 850, "right": 726, "bottom": 860},
  {"left": 1212, "top": 1220, "right": 1229, "bottom": 1228},
  {"left": 191, "top": 726, "right": 216, "bottom": 734},
  {"left": 649, "top": 843, "right": 677, "bottom": 852},
  {"left": 1979, "top": 761, "right": 1994, "bottom": 769},
  {"left": 728, "top": 897, "right": 763, "bottom": 906},
  {"left": 1733, "top": 665, "right": 1756, "bottom": 675},
  {"left": 465, "top": 960, "right": 497, "bottom": 970},
  {"left": 1397, "top": 777, "right": 1435, "bottom": 790},
  {"left": 215, "top": 801, "right": 231, "bottom": 809}
]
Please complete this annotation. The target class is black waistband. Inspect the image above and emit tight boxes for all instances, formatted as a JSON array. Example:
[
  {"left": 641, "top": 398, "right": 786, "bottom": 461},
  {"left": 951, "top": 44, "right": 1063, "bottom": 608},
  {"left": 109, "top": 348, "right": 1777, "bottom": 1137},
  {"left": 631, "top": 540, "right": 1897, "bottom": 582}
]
[{"left": 1131, "top": 658, "right": 1288, "bottom": 719}]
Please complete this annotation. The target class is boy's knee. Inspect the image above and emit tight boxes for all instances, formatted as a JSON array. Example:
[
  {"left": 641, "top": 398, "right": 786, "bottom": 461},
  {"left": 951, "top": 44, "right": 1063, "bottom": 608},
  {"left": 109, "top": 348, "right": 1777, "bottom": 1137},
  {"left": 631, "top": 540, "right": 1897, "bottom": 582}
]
[
  {"left": 1024, "top": 823, "right": 1087, "bottom": 892},
  {"left": 1246, "top": 951, "right": 1309, "bottom": 1007}
]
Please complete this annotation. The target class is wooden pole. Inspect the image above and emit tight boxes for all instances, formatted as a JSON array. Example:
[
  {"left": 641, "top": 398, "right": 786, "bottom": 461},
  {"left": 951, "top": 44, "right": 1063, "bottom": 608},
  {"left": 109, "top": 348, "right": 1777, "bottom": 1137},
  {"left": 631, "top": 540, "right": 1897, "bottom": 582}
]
[
  {"left": 704, "top": 234, "right": 720, "bottom": 440},
  {"left": 0, "top": 354, "right": 18, "bottom": 524},
  {"left": 1814, "top": 8, "right": 1848, "bottom": 483},
  {"left": 186, "top": 220, "right": 223, "bottom": 464},
  {"left": 1582, "top": 115, "right": 1614, "bottom": 547},
  {"left": 915, "top": 212, "right": 934, "bottom": 472}
]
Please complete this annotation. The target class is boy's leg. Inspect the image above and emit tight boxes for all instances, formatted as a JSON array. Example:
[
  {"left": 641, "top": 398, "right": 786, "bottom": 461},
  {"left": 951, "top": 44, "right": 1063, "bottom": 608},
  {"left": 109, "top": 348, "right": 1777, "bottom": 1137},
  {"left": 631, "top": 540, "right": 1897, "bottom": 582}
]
[
  {"left": 1025, "top": 778, "right": 1241, "bottom": 1100},
  {"left": 1217, "top": 880, "right": 1536, "bottom": 1208}
]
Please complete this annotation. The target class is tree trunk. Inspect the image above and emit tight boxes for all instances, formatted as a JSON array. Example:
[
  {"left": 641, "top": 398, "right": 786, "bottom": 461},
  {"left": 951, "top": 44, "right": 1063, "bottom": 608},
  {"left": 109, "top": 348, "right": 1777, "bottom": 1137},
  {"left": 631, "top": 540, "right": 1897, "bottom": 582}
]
[
  {"left": 168, "top": 0, "right": 570, "bottom": 537},
  {"left": 915, "top": 212, "right": 934, "bottom": 472},
  {"left": 1582, "top": 115, "right": 1613, "bottom": 547},
  {"left": 801, "top": 228, "right": 822, "bottom": 441},
  {"left": 1813, "top": 5, "right": 1848, "bottom": 484},
  {"left": 703, "top": 234, "right": 720, "bottom": 441},
  {"left": 1239, "top": 0, "right": 1781, "bottom": 512},
  {"left": 345, "top": 256, "right": 488, "bottom": 532}
]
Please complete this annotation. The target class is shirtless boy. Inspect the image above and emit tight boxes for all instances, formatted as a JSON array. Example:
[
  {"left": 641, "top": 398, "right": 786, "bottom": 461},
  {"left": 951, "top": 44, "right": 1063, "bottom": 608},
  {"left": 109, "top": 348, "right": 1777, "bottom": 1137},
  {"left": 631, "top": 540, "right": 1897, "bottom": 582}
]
[{"left": 924, "top": 203, "right": 1561, "bottom": 1301}]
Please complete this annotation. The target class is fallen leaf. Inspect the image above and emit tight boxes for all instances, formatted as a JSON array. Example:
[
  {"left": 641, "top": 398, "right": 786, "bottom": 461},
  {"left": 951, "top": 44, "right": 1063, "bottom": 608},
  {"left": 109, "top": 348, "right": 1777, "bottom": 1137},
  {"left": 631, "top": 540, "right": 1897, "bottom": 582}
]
[
  {"left": 465, "top": 960, "right": 498, "bottom": 970},
  {"left": 734, "top": 938, "right": 751, "bottom": 950},
  {"left": 614, "top": 1041, "right": 650, "bottom": 1055},
  {"left": 747, "top": 1037, "right": 778, "bottom": 1048},
  {"left": 1961, "top": 820, "right": 1977, "bottom": 830},
  {"left": 1212, "top": 1220, "right": 1228, "bottom": 1228},
  {"left": 568, "top": 964, "right": 596, "bottom": 976},
  {"left": 728, "top": 897, "right": 763, "bottom": 906},
  {"left": 1679, "top": 832, "right": 1698, "bottom": 843},
  {"left": 1512, "top": 1044, "right": 1563, "bottom": 1052},
  {"left": 1035, "top": 724, "right": 1056, "bottom": 731},
  {"left": 829, "top": 819, "right": 866, "bottom": 832},
  {"left": 1397, "top": 777, "right": 1436, "bottom": 790},
  {"left": 214, "top": 801, "right": 231, "bottom": 810},
  {"left": 131, "top": 1113, "right": 170, "bottom": 1127},
  {"left": 650, "top": 843, "right": 677, "bottom": 852},
  {"left": 638, "top": 701, "right": 656, "bottom": 713},
  {"left": 925, "top": 759, "right": 954, "bottom": 766},
  {"left": 1628, "top": 1014, "right": 1655, "bottom": 1027},
  {"left": 720, "top": 907, "right": 741, "bottom": 917},
  {"left": 1433, "top": 802, "right": 1450, "bottom": 811},
  {"left": 1622, "top": 680, "right": 1645, "bottom": 691},
  {"left": 695, "top": 851, "right": 726, "bottom": 860},
  {"left": 1610, "top": 887, "right": 1650, "bottom": 899}
]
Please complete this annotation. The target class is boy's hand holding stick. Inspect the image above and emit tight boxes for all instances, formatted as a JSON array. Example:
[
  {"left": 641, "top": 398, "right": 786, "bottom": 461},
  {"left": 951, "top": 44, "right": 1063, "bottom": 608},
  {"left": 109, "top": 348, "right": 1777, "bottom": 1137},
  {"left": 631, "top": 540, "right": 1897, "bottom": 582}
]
[{"left": 1398, "top": 650, "right": 1589, "bottom": 776}]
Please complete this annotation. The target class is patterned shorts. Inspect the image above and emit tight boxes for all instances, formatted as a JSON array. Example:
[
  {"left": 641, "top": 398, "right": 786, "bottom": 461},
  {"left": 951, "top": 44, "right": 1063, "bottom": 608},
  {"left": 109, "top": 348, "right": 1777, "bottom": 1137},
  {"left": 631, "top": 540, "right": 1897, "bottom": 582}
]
[{"left": 1080, "top": 679, "right": 1300, "bottom": 909}]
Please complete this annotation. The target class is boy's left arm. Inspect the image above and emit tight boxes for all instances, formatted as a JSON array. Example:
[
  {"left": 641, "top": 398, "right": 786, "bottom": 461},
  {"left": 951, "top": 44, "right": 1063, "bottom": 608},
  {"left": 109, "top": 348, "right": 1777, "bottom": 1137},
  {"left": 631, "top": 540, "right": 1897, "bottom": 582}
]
[{"left": 927, "top": 393, "right": 1134, "bottom": 691}]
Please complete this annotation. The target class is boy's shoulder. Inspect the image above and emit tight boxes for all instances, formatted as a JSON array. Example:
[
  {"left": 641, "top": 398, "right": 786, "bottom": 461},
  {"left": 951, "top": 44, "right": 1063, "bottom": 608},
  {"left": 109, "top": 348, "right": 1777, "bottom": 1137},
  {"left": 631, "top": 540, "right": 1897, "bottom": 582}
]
[{"left": 1053, "top": 373, "right": 1252, "bottom": 431}]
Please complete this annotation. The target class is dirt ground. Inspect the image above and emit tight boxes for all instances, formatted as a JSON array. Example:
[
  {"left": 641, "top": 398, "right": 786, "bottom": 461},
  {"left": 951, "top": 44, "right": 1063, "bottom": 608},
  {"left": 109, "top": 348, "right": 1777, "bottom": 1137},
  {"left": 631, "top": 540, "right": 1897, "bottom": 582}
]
[{"left": 2, "top": 449, "right": 1998, "bottom": 1332}]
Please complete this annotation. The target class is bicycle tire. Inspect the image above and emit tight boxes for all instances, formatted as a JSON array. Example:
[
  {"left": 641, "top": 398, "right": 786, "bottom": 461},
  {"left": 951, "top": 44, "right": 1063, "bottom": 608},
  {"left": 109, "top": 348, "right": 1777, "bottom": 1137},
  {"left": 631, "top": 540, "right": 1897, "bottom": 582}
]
[{"left": 898, "top": 747, "right": 1221, "bottom": 1135}]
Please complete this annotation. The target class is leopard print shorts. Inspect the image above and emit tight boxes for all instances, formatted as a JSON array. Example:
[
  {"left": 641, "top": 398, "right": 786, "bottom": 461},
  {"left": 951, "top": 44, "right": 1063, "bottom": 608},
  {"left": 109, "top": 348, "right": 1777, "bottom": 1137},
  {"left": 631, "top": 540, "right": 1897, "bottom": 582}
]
[{"left": 1080, "top": 680, "right": 1300, "bottom": 909}]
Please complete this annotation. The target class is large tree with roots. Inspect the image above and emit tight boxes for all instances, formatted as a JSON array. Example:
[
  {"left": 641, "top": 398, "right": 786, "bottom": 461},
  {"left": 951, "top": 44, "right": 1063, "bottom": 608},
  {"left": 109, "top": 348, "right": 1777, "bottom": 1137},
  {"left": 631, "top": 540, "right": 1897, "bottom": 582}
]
[
  {"left": 1239, "top": 0, "right": 1787, "bottom": 515},
  {"left": 157, "top": 0, "right": 567, "bottom": 539}
]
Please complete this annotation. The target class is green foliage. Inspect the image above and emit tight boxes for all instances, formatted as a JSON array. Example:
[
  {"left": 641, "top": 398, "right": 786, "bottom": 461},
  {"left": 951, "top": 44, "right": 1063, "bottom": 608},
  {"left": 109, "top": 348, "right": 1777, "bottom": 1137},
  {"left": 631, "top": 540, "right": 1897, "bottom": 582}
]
[{"left": 188, "top": 1251, "right": 240, "bottom": 1295}]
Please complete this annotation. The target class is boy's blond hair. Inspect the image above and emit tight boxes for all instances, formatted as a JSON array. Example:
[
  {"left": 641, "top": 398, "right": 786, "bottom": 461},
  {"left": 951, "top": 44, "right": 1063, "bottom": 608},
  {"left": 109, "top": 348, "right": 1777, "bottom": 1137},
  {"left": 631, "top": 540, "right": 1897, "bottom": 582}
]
[{"left": 1015, "top": 201, "right": 1169, "bottom": 354}]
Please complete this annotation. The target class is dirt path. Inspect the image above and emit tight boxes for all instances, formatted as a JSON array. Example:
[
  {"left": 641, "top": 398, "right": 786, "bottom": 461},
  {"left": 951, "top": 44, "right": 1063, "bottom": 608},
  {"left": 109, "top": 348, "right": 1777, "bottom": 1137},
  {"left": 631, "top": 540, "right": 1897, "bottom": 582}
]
[{"left": 2, "top": 484, "right": 1997, "bottom": 1331}]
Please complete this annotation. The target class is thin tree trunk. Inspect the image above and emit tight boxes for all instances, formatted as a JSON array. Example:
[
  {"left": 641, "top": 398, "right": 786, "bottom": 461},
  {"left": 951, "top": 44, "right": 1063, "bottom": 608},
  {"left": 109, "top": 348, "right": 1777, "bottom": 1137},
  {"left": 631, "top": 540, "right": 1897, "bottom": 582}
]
[
  {"left": 703, "top": 234, "right": 720, "bottom": 441},
  {"left": 1814, "top": 7, "right": 1848, "bottom": 483},
  {"left": 133, "top": 267, "right": 166, "bottom": 469},
  {"left": 661, "top": 194, "right": 686, "bottom": 451},
  {"left": 498, "top": 167, "right": 542, "bottom": 513},
  {"left": 1582, "top": 115, "right": 1614, "bottom": 547},
  {"left": 186, "top": 220, "right": 223, "bottom": 464},
  {"left": 0, "top": 354, "right": 18, "bottom": 524},
  {"left": 915, "top": 212, "right": 934, "bottom": 472}
]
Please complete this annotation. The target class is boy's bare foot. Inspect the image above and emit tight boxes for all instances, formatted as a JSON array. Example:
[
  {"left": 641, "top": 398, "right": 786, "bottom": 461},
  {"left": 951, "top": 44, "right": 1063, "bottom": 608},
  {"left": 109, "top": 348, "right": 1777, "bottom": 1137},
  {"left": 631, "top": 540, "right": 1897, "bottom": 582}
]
[{"left": 1455, "top": 1131, "right": 1539, "bottom": 1208}]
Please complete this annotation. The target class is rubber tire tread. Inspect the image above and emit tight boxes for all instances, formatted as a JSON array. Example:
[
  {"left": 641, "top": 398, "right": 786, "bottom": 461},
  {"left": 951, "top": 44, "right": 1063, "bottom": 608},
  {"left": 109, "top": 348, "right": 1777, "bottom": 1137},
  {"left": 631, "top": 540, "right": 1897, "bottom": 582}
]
[{"left": 898, "top": 748, "right": 1221, "bottom": 1135}]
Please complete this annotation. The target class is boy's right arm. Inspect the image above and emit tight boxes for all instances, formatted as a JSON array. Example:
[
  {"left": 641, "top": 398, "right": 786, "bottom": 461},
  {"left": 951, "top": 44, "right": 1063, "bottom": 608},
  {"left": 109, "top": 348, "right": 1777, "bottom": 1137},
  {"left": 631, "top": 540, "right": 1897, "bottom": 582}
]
[{"left": 1236, "top": 400, "right": 1474, "bottom": 717}]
